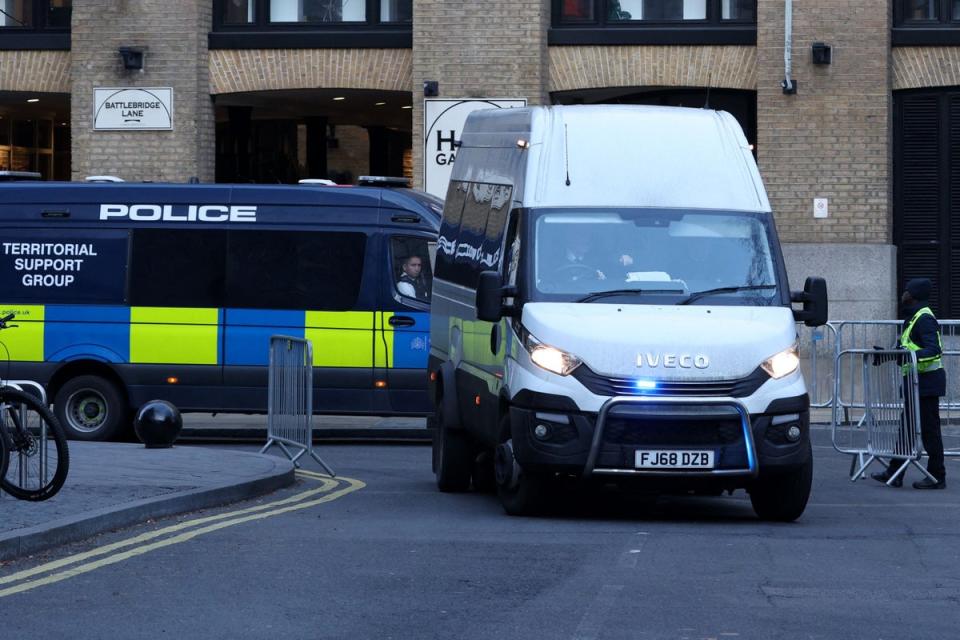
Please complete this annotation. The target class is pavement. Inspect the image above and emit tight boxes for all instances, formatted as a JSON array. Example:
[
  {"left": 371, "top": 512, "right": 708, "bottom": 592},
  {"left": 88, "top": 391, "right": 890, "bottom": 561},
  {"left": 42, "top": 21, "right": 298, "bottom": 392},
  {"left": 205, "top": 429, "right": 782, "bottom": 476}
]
[{"left": 0, "top": 441, "right": 295, "bottom": 562}]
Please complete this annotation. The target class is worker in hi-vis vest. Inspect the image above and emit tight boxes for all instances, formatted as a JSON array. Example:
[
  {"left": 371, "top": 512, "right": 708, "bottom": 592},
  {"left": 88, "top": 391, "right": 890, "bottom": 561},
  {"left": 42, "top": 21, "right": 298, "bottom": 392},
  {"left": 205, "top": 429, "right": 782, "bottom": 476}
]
[{"left": 872, "top": 278, "right": 947, "bottom": 489}]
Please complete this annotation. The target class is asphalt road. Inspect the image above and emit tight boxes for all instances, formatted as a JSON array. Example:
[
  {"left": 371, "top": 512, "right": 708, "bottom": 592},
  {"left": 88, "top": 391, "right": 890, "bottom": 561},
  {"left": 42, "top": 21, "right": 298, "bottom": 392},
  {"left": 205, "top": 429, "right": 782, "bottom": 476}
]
[{"left": 2, "top": 428, "right": 959, "bottom": 640}]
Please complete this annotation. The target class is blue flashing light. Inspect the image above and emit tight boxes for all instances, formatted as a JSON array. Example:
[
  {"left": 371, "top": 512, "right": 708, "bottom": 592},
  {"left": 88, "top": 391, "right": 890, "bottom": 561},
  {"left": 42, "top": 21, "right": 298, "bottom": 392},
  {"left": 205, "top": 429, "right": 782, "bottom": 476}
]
[{"left": 634, "top": 379, "right": 658, "bottom": 391}]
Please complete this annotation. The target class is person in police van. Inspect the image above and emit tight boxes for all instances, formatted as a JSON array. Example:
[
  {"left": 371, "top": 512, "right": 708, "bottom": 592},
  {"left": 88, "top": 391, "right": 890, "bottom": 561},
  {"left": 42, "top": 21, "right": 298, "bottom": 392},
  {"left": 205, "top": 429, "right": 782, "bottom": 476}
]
[
  {"left": 872, "top": 278, "right": 947, "bottom": 490},
  {"left": 397, "top": 254, "right": 430, "bottom": 301}
]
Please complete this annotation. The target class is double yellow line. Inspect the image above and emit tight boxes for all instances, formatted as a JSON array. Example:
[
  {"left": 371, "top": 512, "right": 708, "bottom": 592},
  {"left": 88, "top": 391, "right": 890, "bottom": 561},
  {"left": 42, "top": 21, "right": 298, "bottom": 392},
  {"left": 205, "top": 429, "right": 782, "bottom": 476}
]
[{"left": 0, "top": 470, "right": 365, "bottom": 599}]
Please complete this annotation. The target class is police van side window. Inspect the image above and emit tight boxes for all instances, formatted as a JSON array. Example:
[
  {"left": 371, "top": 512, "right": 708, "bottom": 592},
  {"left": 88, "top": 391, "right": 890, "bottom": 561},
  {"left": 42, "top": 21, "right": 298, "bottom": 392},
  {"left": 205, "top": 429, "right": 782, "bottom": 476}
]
[
  {"left": 226, "top": 230, "right": 366, "bottom": 311},
  {"left": 435, "top": 181, "right": 467, "bottom": 285},
  {"left": 391, "top": 237, "right": 433, "bottom": 303},
  {"left": 129, "top": 230, "right": 227, "bottom": 308}
]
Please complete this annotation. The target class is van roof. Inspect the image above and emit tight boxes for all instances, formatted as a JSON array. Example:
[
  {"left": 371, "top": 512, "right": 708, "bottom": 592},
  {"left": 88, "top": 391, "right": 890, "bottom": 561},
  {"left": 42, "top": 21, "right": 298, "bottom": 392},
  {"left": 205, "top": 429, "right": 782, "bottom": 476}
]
[
  {"left": 458, "top": 105, "right": 770, "bottom": 213},
  {"left": 0, "top": 181, "right": 443, "bottom": 229}
]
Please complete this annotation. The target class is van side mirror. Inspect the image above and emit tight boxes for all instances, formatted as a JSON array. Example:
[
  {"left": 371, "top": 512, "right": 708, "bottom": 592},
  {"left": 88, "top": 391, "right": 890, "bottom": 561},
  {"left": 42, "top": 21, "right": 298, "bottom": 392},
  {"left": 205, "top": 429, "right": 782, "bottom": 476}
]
[
  {"left": 476, "top": 271, "right": 511, "bottom": 322},
  {"left": 791, "top": 277, "right": 828, "bottom": 327}
]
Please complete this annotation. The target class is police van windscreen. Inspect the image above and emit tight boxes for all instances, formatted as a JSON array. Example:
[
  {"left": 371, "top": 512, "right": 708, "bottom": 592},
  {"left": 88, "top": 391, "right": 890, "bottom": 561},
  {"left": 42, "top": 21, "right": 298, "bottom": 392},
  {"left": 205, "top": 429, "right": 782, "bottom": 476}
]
[{"left": 530, "top": 209, "right": 783, "bottom": 306}]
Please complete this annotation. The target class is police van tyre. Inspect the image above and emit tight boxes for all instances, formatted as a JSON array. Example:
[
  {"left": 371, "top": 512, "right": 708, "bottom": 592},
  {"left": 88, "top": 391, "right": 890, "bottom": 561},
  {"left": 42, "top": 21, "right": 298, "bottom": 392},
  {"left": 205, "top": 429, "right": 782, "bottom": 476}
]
[
  {"left": 54, "top": 375, "right": 126, "bottom": 441},
  {"left": 434, "top": 400, "right": 472, "bottom": 492},
  {"left": 494, "top": 415, "right": 545, "bottom": 516},
  {"left": 748, "top": 441, "right": 814, "bottom": 522}
]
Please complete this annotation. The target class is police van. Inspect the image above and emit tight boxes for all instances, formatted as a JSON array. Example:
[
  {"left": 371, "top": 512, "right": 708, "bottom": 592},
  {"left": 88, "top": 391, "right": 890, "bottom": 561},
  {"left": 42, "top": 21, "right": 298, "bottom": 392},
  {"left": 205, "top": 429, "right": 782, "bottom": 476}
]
[
  {"left": 0, "top": 180, "right": 441, "bottom": 440},
  {"left": 428, "top": 105, "right": 828, "bottom": 520}
]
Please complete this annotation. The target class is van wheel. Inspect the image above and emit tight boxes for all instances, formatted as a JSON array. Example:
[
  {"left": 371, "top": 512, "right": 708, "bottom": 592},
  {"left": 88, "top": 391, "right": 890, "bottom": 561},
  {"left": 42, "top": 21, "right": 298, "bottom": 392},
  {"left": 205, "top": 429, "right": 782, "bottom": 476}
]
[
  {"left": 434, "top": 400, "right": 472, "bottom": 492},
  {"left": 54, "top": 375, "right": 126, "bottom": 441},
  {"left": 749, "top": 442, "right": 813, "bottom": 522},
  {"left": 494, "top": 416, "right": 545, "bottom": 516}
]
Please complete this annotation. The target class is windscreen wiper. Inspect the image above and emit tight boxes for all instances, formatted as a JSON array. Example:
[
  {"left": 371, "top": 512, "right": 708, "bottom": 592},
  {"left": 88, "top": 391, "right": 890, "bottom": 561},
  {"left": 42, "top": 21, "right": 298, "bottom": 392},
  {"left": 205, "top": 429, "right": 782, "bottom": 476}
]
[
  {"left": 575, "top": 288, "right": 680, "bottom": 303},
  {"left": 676, "top": 284, "right": 776, "bottom": 306}
]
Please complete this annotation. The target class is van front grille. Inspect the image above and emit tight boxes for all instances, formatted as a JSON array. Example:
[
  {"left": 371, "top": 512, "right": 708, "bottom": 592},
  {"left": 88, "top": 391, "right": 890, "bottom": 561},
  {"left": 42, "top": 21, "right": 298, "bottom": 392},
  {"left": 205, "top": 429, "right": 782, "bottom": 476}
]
[{"left": 572, "top": 365, "right": 768, "bottom": 398}]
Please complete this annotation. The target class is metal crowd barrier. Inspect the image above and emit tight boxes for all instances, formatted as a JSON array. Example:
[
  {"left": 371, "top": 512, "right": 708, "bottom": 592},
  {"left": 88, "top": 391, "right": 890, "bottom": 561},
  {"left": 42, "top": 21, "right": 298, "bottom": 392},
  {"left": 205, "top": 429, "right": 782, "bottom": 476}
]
[
  {"left": 796, "top": 323, "right": 837, "bottom": 410},
  {"left": 260, "top": 335, "right": 335, "bottom": 476},
  {"left": 831, "top": 349, "right": 938, "bottom": 485}
]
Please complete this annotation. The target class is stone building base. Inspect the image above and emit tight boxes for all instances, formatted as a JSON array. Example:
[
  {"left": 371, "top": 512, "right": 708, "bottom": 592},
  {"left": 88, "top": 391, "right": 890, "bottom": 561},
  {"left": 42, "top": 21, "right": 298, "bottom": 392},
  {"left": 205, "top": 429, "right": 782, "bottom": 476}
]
[{"left": 782, "top": 243, "right": 897, "bottom": 321}]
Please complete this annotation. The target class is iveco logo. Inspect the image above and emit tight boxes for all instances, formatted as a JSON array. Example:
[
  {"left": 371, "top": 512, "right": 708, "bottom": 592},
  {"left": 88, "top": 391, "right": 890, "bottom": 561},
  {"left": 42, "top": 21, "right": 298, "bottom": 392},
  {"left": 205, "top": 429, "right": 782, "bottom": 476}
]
[{"left": 637, "top": 353, "right": 710, "bottom": 369}]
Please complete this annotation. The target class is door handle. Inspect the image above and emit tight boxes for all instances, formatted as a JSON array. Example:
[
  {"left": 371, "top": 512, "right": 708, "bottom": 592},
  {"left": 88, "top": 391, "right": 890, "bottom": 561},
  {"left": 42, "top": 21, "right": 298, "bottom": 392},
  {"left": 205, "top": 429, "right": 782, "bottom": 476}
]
[{"left": 389, "top": 315, "right": 416, "bottom": 327}]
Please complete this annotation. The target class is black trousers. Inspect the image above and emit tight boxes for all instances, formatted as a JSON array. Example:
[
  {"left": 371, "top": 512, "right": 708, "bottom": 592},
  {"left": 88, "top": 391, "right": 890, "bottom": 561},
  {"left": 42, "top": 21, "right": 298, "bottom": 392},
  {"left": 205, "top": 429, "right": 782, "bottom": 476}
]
[
  {"left": 894, "top": 393, "right": 946, "bottom": 481},
  {"left": 918, "top": 395, "right": 946, "bottom": 481}
]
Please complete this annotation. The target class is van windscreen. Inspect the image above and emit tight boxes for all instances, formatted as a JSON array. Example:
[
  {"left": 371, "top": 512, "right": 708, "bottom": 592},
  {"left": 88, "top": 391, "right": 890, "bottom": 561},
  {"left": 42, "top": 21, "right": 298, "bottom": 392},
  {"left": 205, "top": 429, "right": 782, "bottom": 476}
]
[{"left": 531, "top": 209, "right": 780, "bottom": 305}]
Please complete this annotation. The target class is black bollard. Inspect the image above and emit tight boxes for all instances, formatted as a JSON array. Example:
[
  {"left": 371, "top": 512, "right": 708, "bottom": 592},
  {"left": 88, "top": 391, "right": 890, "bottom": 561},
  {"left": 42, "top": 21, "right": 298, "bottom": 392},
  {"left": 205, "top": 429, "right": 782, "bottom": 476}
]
[{"left": 134, "top": 400, "right": 183, "bottom": 449}]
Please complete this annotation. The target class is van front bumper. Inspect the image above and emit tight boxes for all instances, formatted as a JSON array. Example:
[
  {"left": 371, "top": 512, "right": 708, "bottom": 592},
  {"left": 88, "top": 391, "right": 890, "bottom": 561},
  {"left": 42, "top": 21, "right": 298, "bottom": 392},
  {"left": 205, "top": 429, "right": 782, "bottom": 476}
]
[{"left": 509, "top": 391, "right": 810, "bottom": 479}]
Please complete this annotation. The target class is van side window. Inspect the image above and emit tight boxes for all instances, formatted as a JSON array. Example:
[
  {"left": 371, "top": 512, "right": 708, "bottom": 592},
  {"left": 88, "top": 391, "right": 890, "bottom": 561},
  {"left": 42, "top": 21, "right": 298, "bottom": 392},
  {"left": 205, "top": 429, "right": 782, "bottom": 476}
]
[
  {"left": 391, "top": 236, "right": 433, "bottom": 303},
  {"left": 504, "top": 211, "right": 522, "bottom": 288},
  {"left": 481, "top": 185, "right": 512, "bottom": 270},
  {"left": 130, "top": 230, "right": 227, "bottom": 308},
  {"left": 435, "top": 181, "right": 468, "bottom": 284},
  {"left": 226, "top": 230, "right": 366, "bottom": 311}
]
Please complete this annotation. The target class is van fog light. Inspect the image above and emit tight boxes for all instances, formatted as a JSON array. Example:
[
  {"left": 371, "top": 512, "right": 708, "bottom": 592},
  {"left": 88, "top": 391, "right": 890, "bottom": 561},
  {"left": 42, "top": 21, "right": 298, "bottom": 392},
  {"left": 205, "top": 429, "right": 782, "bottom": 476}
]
[
  {"left": 786, "top": 425, "right": 802, "bottom": 442},
  {"left": 533, "top": 424, "right": 550, "bottom": 440}
]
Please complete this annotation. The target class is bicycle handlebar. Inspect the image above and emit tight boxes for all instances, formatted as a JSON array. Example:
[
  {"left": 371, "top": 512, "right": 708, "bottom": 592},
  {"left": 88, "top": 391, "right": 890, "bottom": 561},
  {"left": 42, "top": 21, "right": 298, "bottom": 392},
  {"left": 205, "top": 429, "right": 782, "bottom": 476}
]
[{"left": 0, "top": 313, "right": 14, "bottom": 327}]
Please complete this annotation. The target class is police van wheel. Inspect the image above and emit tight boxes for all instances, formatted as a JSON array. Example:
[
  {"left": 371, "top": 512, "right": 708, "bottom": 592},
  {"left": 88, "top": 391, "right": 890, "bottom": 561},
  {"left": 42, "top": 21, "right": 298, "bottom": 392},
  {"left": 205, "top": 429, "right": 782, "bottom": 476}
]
[
  {"left": 749, "top": 442, "right": 814, "bottom": 522},
  {"left": 54, "top": 375, "right": 126, "bottom": 442}
]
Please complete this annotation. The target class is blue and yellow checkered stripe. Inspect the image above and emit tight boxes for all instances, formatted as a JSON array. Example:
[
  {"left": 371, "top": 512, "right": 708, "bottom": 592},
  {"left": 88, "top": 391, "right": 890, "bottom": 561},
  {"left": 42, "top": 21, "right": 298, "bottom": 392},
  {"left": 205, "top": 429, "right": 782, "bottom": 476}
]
[{"left": 0, "top": 304, "right": 429, "bottom": 369}]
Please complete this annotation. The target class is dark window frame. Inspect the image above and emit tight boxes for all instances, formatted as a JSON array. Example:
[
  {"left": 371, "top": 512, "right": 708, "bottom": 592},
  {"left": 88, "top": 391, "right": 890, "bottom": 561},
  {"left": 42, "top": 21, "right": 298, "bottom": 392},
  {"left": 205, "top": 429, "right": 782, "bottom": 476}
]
[
  {"left": 210, "top": 0, "right": 411, "bottom": 49},
  {"left": 893, "top": 0, "right": 960, "bottom": 45},
  {"left": 549, "top": 0, "right": 756, "bottom": 46},
  {"left": 0, "top": 0, "right": 71, "bottom": 50}
]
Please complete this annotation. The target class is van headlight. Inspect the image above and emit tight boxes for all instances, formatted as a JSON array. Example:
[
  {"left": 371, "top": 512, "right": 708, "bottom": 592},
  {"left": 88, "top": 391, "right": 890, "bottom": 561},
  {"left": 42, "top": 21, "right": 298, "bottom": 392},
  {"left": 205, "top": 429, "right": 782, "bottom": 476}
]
[
  {"left": 761, "top": 343, "right": 800, "bottom": 379},
  {"left": 523, "top": 330, "right": 582, "bottom": 376}
]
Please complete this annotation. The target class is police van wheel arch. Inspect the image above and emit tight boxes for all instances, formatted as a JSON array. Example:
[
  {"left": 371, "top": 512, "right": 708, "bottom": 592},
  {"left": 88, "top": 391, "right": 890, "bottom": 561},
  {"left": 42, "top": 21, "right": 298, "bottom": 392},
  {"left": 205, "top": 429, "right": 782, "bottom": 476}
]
[
  {"left": 748, "top": 441, "right": 813, "bottom": 522},
  {"left": 54, "top": 375, "right": 126, "bottom": 441}
]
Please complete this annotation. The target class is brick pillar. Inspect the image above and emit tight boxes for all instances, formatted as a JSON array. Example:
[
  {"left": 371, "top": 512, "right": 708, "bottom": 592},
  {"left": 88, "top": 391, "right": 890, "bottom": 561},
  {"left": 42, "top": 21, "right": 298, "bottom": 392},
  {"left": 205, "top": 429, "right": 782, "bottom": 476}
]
[
  {"left": 411, "top": 0, "right": 551, "bottom": 189},
  {"left": 70, "top": 0, "right": 214, "bottom": 183},
  {"left": 757, "top": 0, "right": 894, "bottom": 319}
]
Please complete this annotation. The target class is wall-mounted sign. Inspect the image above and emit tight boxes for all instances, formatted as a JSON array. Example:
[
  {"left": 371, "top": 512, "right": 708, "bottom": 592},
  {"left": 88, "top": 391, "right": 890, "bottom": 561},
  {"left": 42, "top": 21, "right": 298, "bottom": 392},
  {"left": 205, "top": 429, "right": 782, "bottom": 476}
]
[
  {"left": 423, "top": 98, "right": 527, "bottom": 198},
  {"left": 93, "top": 87, "right": 173, "bottom": 131}
]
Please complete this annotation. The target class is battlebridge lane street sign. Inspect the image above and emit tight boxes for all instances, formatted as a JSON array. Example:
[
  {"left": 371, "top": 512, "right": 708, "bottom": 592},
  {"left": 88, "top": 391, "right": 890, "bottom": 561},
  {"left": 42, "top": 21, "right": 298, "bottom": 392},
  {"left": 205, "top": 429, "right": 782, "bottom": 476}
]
[{"left": 93, "top": 88, "right": 173, "bottom": 131}]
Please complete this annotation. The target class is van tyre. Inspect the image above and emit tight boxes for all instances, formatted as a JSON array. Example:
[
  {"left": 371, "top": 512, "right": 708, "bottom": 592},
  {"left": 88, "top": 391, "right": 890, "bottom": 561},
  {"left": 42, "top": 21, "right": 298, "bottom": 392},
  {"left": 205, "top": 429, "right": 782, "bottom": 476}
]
[
  {"left": 54, "top": 375, "right": 126, "bottom": 441},
  {"left": 494, "top": 416, "right": 545, "bottom": 516},
  {"left": 749, "top": 442, "right": 813, "bottom": 522},
  {"left": 434, "top": 399, "right": 472, "bottom": 492}
]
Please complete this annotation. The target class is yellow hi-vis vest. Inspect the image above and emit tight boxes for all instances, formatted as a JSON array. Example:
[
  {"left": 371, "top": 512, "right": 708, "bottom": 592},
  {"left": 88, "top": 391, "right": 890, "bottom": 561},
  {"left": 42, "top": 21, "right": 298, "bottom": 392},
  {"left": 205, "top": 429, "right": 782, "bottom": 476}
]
[{"left": 900, "top": 306, "right": 943, "bottom": 375}]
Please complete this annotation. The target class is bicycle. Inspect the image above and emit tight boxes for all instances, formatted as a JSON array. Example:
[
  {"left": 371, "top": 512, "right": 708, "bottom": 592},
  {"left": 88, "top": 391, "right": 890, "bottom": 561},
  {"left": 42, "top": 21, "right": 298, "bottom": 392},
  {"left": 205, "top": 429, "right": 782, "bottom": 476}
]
[{"left": 0, "top": 312, "right": 70, "bottom": 501}]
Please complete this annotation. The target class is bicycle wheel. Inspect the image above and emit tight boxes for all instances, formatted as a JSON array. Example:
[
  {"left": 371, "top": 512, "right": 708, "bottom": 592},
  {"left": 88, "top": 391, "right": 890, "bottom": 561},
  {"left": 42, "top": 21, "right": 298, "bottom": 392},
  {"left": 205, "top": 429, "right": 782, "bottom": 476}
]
[
  {"left": 1, "top": 388, "right": 70, "bottom": 501},
  {"left": 0, "top": 403, "right": 8, "bottom": 488}
]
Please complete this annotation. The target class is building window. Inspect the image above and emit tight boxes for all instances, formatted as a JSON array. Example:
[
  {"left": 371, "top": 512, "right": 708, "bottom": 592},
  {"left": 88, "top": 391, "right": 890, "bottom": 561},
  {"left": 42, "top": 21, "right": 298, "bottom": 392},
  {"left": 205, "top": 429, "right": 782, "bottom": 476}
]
[
  {"left": 893, "top": 0, "right": 960, "bottom": 44},
  {"left": 0, "top": 0, "right": 70, "bottom": 29},
  {"left": 556, "top": 0, "right": 754, "bottom": 26},
  {"left": 551, "top": 0, "right": 755, "bottom": 45},
  {"left": 214, "top": 0, "right": 411, "bottom": 28},
  {"left": 212, "top": 0, "right": 411, "bottom": 47},
  {"left": 895, "top": 0, "right": 960, "bottom": 24}
]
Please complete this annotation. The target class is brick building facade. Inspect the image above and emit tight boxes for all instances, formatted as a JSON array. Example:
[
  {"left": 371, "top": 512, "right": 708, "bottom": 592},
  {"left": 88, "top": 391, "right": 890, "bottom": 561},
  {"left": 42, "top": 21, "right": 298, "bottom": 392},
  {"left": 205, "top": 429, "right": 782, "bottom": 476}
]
[{"left": 2, "top": 0, "right": 960, "bottom": 318}]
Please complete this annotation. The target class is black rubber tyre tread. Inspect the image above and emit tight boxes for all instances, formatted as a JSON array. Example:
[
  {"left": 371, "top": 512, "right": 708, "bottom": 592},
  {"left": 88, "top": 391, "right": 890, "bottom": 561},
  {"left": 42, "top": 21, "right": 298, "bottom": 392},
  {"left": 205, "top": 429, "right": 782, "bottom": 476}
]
[
  {"left": 1, "top": 387, "right": 70, "bottom": 501},
  {"left": 494, "top": 414, "right": 546, "bottom": 516},
  {"left": 434, "top": 398, "right": 472, "bottom": 492},
  {"left": 54, "top": 375, "right": 126, "bottom": 441},
  {"left": 749, "top": 441, "right": 814, "bottom": 522}
]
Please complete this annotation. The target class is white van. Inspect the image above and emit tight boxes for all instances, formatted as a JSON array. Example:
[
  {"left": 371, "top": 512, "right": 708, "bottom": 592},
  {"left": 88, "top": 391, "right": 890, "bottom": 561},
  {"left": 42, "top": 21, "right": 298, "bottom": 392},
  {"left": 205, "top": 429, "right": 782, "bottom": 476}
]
[{"left": 428, "top": 105, "right": 827, "bottom": 520}]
